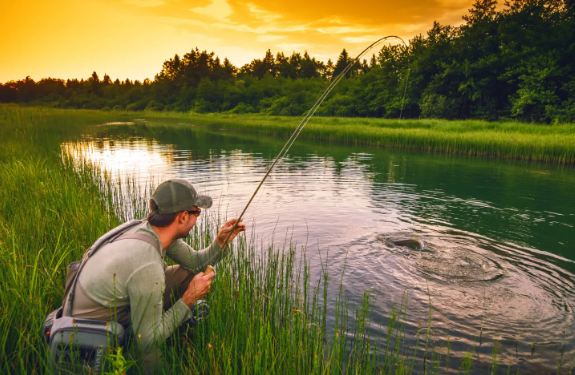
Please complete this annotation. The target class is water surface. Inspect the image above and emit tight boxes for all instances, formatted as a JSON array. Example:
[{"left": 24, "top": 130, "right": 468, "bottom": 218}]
[{"left": 63, "top": 122, "right": 575, "bottom": 373}]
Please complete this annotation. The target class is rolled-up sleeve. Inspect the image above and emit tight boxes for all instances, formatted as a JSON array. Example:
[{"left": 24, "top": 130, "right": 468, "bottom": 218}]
[{"left": 165, "top": 239, "right": 227, "bottom": 273}]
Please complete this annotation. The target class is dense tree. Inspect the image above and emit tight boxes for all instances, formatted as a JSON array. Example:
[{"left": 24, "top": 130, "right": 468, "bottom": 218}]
[
  {"left": 2, "top": 0, "right": 573, "bottom": 122},
  {"left": 332, "top": 49, "right": 354, "bottom": 79}
]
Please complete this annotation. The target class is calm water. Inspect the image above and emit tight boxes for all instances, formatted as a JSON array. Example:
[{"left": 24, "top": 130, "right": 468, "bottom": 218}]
[{"left": 63, "top": 122, "right": 575, "bottom": 373}]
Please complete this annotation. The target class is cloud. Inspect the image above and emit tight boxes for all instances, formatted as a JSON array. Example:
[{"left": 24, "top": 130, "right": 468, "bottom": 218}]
[
  {"left": 257, "top": 35, "right": 286, "bottom": 42},
  {"left": 317, "top": 26, "right": 373, "bottom": 35},
  {"left": 191, "top": 0, "right": 233, "bottom": 19},
  {"left": 123, "top": 0, "right": 165, "bottom": 7},
  {"left": 236, "top": 0, "right": 468, "bottom": 26},
  {"left": 211, "top": 21, "right": 308, "bottom": 34},
  {"left": 247, "top": 3, "right": 282, "bottom": 22},
  {"left": 342, "top": 35, "right": 380, "bottom": 44},
  {"left": 122, "top": 0, "right": 478, "bottom": 68}
]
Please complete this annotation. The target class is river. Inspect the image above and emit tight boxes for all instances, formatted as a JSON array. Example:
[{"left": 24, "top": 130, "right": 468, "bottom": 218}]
[{"left": 62, "top": 120, "right": 575, "bottom": 374}]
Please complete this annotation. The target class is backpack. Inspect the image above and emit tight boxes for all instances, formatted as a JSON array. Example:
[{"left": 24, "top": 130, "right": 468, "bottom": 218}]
[{"left": 42, "top": 219, "right": 159, "bottom": 374}]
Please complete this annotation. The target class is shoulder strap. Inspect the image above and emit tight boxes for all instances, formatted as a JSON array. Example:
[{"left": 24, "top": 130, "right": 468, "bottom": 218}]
[
  {"left": 111, "top": 233, "right": 161, "bottom": 255},
  {"left": 64, "top": 220, "right": 156, "bottom": 316},
  {"left": 87, "top": 219, "right": 143, "bottom": 257}
]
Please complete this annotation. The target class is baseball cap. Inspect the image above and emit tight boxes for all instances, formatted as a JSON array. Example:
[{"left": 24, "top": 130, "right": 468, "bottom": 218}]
[{"left": 151, "top": 179, "right": 213, "bottom": 214}]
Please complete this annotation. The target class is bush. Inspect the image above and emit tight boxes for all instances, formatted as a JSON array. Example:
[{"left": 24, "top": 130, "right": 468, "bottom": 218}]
[
  {"left": 229, "top": 102, "right": 255, "bottom": 114},
  {"left": 163, "top": 103, "right": 179, "bottom": 112},
  {"left": 420, "top": 93, "right": 459, "bottom": 119},
  {"left": 316, "top": 94, "right": 357, "bottom": 117},
  {"left": 145, "top": 100, "right": 163, "bottom": 112},
  {"left": 267, "top": 96, "right": 305, "bottom": 116},
  {"left": 126, "top": 101, "right": 147, "bottom": 112},
  {"left": 192, "top": 99, "right": 215, "bottom": 114}
]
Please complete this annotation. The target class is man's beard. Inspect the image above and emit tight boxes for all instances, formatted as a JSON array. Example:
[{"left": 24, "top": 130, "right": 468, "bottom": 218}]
[{"left": 177, "top": 229, "right": 191, "bottom": 239}]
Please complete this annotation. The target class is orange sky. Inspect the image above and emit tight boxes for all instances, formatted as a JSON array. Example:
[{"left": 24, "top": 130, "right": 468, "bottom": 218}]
[{"left": 0, "top": 0, "right": 475, "bottom": 82}]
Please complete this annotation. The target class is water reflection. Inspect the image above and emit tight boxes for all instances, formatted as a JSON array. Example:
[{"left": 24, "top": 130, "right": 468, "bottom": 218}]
[
  {"left": 62, "top": 128, "right": 575, "bottom": 374},
  {"left": 62, "top": 137, "right": 175, "bottom": 196}
]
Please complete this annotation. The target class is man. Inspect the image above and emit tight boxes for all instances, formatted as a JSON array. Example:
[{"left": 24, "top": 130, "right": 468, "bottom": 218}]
[{"left": 63, "top": 179, "right": 245, "bottom": 369}]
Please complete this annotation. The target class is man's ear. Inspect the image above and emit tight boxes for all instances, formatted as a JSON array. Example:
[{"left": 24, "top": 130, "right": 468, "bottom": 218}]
[{"left": 176, "top": 211, "right": 187, "bottom": 224}]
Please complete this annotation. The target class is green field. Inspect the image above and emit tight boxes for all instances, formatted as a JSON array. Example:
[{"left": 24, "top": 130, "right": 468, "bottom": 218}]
[{"left": 1, "top": 105, "right": 565, "bottom": 374}]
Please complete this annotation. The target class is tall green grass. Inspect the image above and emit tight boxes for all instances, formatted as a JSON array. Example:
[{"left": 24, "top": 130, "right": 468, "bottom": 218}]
[
  {"left": 1, "top": 105, "right": 557, "bottom": 374},
  {"left": 0, "top": 106, "right": 125, "bottom": 373},
  {"left": 150, "top": 113, "right": 575, "bottom": 165},
  {"left": 6, "top": 105, "right": 575, "bottom": 164}
]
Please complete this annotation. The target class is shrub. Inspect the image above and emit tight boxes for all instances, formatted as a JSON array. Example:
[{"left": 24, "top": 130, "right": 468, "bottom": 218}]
[
  {"left": 145, "top": 100, "right": 163, "bottom": 112},
  {"left": 420, "top": 93, "right": 459, "bottom": 119},
  {"left": 229, "top": 102, "right": 255, "bottom": 114}
]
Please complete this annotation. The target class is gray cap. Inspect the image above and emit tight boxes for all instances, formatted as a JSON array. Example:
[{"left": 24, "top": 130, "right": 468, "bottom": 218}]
[{"left": 151, "top": 179, "right": 212, "bottom": 214}]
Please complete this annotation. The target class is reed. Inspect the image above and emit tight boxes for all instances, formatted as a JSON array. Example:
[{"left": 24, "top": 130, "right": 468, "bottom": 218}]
[
  {"left": 0, "top": 105, "right": 526, "bottom": 374},
  {"left": 147, "top": 113, "right": 575, "bottom": 165},
  {"left": 5, "top": 105, "right": 574, "bottom": 164}
]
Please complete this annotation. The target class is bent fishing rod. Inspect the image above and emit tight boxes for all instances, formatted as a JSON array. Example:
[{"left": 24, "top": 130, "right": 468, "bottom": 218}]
[{"left": 217, "top": 36, "right": 409, "bottom": 252}]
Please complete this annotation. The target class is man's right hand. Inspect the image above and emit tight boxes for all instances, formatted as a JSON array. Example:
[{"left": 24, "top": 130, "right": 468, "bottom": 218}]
[{"left": 182, "top": 272, "right": 215, "bottom": 307}]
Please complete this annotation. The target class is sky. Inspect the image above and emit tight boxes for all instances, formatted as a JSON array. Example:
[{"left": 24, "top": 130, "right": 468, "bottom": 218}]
[{"left": 0, "top": 0, "right": 475, "bottom": 82}]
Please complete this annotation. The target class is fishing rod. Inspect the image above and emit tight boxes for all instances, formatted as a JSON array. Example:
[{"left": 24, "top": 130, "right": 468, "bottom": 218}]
[{"left": 217, "top": 36, "right": 409, "bottom": 252}]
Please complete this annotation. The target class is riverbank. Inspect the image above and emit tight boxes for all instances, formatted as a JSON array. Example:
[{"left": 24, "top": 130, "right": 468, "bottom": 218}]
[
  {"left": 5, "top": 105, "right": 575, "bottom": 165},
  {"left": 0, "top": 107, "right": 462, "bottom": 373},
  {"left": 147, "top": 112, "right": 575, "bottom": 165}
]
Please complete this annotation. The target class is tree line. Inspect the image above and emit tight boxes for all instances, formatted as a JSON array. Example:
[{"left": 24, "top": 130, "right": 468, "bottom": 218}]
[{"left": 1, "top": 0, "right": 573, "bottom": 122}]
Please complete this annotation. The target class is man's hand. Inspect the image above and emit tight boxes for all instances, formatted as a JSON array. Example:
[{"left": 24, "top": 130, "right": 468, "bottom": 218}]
[
  {"left": 215, "top": 218, "right": 246, "bottom": 249},
  {"left": 182, "top": 272, "right": 215, "bottom": 307}
]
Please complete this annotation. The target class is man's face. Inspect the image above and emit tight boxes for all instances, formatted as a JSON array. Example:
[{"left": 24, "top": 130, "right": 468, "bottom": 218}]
[{"left": 177, "top": 206, "right": 200, "bottom": 238}]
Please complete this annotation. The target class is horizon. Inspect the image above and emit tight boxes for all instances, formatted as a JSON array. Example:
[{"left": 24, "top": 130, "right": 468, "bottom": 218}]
[{"left": 0, "top": 0, "right": 477, "bottom": 83}]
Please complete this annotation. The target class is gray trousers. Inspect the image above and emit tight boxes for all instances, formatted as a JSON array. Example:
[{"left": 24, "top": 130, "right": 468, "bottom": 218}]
[{"left": 163, "top": 265, "right": 194, "bottom": 309}]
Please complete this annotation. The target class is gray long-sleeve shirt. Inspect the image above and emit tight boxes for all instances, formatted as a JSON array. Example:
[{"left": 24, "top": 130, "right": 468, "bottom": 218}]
[{"left": 67, "top": 220, "right": 225, "bottom": 350}]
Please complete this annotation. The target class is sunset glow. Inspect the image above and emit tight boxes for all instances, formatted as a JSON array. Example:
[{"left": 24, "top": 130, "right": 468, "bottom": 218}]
[{"left": 1, "top": 0, "right": 475, "bottom": 82}]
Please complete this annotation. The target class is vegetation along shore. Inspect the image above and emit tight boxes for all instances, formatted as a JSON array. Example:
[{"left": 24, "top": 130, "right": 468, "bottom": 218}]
[
  {"left": 5, "top": 105, "right": 573, "bottom": 165},
  {"left": 0, "top": 106, "right": 543, "bottom": 373},
  {"left": 142, "top": 111, "right": 575, "bottom": 165}
]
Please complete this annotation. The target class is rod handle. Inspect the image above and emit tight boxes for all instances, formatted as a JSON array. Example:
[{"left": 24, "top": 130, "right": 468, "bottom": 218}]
[{"left": 204, "top": 265, "right": 214, "bottom": 275}]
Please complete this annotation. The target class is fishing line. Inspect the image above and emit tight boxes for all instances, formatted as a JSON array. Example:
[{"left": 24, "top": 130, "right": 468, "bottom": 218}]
[{"left": 219, "top": 36, "right": 410, "bottom": 251}]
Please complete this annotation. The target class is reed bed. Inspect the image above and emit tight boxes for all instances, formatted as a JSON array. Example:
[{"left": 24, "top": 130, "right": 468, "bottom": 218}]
[
  {"left": 5, "top": 105, "right": 575, "bottom": 164},
  {"left": 149, "top": 113, "right": 575, "bottom": 165},
  {"left": 0, "top": 105, "right": 557, "bottom": 374}
]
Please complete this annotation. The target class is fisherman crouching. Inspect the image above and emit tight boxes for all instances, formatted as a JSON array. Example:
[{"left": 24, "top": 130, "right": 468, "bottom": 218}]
[{"left": 47, "top": 179, "right": 245, "bottom": 373}]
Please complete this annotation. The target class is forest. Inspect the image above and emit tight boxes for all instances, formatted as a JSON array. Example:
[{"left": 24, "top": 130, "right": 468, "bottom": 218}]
[{"left": 1, "top": 0, "right": 573, "bottom": 123}]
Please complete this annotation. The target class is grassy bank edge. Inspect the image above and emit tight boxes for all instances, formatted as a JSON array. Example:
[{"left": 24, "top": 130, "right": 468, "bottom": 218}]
[
  {"left": 5, "top": 104, "right": 575, "bottom": 165},
  {"left": 156, "top": 113, "right": 575, "bottom": 165}
]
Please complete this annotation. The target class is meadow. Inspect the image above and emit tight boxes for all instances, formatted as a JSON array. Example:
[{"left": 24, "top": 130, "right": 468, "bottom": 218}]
[{"left": 1, "top": 105, "right": 571, "bottom": 374}]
